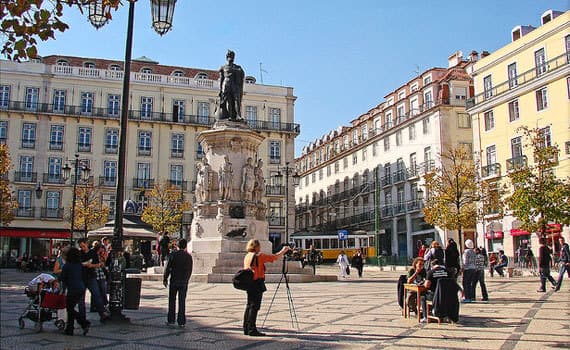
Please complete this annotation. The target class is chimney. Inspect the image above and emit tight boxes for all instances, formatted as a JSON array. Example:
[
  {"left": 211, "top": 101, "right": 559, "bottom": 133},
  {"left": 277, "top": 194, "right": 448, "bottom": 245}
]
[
  {"left": 447, "top": 50, "right": 463, "bottom": 68},
  {"left": 481, "top": 51, "right": 490, "bottom": 58},
  {"left": 469, "top": 50, "right": 479, "bottom": 62},
  {"left": 541, "top": 9, "right": 563, "bottom": 25}
]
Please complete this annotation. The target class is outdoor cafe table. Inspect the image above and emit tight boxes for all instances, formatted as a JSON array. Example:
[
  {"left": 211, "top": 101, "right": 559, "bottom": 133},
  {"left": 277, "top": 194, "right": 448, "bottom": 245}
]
[{"left": 403, "top": 283, "right": 427, "bottom": 322}]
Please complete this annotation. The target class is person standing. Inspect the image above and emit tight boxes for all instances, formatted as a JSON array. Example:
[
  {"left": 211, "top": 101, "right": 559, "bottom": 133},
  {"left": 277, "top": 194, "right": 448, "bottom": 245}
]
[
  {"left": 78, "top": 238, "right": 109, "bottom": 323},
  {"left": 537, "top": 238, "right": 556, "bottom": 292},
  {"left": 61, "top": 247, "right": 90, "bottom": 336},
  {"left": 163, "top": 239, "right": 193, "bottom": 328},
  {"left": 462, "top": 239, "right": 477, "bottom": 303},
  {"left": 159, "top": 234, "right": 171, "bottom": 267},
  {"left": 444, "top": 239, "right": 460, "bottom": 280},
  {"left": 554, "top": 237, "right": 569, "bottom": 292},
  {"left": 417, "top": 243, "right": 427, "bottom": 259},
  {"left": 307, "top": 244, "right": 319, "bottom": 275},
  {"left": 423, "top": 241, "right": 445, "bottom": 273},
  {"left": 242, "top": 239, "right": 290, "bottom": 336},
  {"left": 351, "top": 248, "right": 365, "bottom": 278},
  {"left": 336, "top": 251, "right": 350, "bottom": 278},
  {"left": 473, "top": 248, "right": 489, "bottom": 302}
]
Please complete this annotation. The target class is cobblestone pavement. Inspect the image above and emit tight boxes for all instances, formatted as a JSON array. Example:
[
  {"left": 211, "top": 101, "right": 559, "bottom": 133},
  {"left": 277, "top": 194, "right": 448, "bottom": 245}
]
[{"left": 1, "top": 266, "right": 569, "bottom": 350}]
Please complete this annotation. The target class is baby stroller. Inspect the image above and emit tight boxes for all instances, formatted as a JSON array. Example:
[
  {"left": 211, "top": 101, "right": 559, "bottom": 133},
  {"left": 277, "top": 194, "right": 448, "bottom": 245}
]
[{"left": 19, "top": 287, "right": 66, "bottom": 332}]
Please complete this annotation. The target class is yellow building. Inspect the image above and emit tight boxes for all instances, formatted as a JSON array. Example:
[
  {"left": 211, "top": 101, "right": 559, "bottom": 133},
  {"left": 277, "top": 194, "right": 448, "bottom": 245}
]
[{"left": 467, "top": 9, "right": 570, "bottom": 258}]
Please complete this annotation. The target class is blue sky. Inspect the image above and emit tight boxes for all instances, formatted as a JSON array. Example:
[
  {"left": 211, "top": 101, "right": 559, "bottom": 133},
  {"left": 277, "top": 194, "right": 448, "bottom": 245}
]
[{"left": 33, "top": 0, "right": 568, "bottom": 156}]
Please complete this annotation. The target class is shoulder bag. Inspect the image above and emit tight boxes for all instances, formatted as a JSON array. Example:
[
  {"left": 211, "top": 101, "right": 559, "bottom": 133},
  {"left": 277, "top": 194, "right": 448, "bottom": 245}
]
[{"left": 232, "top": 254, "right": 257, "bottom": 291}]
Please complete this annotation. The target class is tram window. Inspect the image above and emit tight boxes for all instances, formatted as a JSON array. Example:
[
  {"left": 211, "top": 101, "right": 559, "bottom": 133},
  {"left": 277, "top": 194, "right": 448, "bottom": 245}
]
[
  {"left": 314, "top": 239, "right": 321, "bottom": 249},
  {"left": 369, "top": 236, "right": 375, "bottom": 247},
  {"left": 359, "top": 238, "right": 368, "bottom": 248},
  {"left": 331, "top": 239, "right": 339, "bottom": 249},
  {"left": 294, "top": 239, "right": 302, "bottom": 249},
  {"left": 322, "top": 239, "right": 330, "bottom": 249},
  {"left": 348, "top": 238, "right": 355, "bottom": 248}
]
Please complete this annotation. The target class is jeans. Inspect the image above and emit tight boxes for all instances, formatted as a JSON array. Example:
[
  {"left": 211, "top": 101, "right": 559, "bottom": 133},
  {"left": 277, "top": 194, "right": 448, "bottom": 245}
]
[
  {"left": 473, "top": 269, "right": 488, "bottom": 300},
  {"left": 539, "top": 267, "right": 556, "bottom": 290},
  {"left": 420, "top": 291, "right": 434, "bottom": 318},
  {"left": 555, "top": 263, "right": 570, "bottom": 290},
  {"left": 65, "top": 292, "right": 88, "bottom": 332},
  {"left": 79, "top": 277, "right": 106, "bottom": 318},
  {"left": 495, "top": 263, "right": 507, "bottom": 277},
  {"left": 244, "top": 285, "right": 264, "bottom": 332},
  {"left": 167, "top": 282, "right": 188, "bottom": 325},
  {"left": 462, "top": 269, "right": 477, "bottom": 300}
]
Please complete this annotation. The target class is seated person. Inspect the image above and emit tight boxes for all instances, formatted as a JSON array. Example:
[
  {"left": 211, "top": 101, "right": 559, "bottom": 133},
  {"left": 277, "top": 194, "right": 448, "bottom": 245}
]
[
  {"left": 494, "top": 250, "right": 508, "bottom": 277},
  {"left": 406, "top": 257, "right": 427, "bottom": 313},
  {"left": 421, "top": 258, "right": 449, "bottom": 323},
  {"left": 27, "top": 273, "right": 60, "bottom": 295}
]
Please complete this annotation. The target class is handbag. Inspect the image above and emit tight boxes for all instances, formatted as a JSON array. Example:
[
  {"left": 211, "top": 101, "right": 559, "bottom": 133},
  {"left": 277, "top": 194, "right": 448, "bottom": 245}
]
[
  {"left": 232, "top": 254, "right": 257, "bottom": 291},
  {"left": 345, "top": 266, "right": 350, "bottom": 275}
]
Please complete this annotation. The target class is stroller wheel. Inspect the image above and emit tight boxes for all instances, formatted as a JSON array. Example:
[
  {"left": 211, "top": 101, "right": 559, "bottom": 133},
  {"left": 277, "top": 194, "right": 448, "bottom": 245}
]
[
  {"left": 18, "top": 317, "right": 25, "bottom": 329},
  {"left": 55, "top": 319, "right": 65, "bottom": 331}
]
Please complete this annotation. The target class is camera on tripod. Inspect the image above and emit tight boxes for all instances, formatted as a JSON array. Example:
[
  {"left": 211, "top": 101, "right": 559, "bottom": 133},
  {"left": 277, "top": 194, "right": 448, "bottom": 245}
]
[{"left": 282, "top": 242, "right": 295, "bottom": 259}]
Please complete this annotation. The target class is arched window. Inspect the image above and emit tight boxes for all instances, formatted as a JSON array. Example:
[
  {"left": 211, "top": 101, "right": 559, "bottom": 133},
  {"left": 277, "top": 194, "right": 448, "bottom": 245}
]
[
  {"left": 56, "top": 59, "right": 69, "bottom": 66},
  {"left": 83, "top": 62, "right": 95, "bottom": 69},
  {"left": 195, "top": 72, "right": 208, "bottom": 80},
  {"left": 245, "top": 76, "right": 256, "bottom": 84},
  {"left": 109, "top": 64, "right": 122, "bottom": 71},
  {"left": 172, "top": 70, "right": 184, "bottom": 77},
  {"left": 141, "top": 67, "right": 153, "bottom": 74}
]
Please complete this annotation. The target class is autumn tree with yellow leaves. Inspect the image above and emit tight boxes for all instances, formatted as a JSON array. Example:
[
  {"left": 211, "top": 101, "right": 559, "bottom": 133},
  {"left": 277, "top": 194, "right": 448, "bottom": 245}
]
[
  {"left": 141, "top": 181, "right": 191, "bottom": 238},
  {"left": 0, "top": 144, "right": 18, "bottom": 227}
]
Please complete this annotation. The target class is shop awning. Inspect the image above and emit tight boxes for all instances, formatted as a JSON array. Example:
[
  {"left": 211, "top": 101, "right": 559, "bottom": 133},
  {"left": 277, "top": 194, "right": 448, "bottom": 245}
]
[
  {"left": 485, "top": 231, "right": 503, "bottom": 240},
  {"left": 0, "top": 229, "right": 70, "bottom": 239},
  {"left": 510, "top": 229, "right": 530, "bottom": 237}
]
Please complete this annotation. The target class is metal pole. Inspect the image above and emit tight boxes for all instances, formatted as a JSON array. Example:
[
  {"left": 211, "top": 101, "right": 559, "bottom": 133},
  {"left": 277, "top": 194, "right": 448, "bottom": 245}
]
[
  {"left": 69, "top": 154, "right": 79, "bottom": 245},
  {"left": 108, "top": 0, "right": 135, "bottom": 322},
  {"left": 179, "top": 183, "right": 184, "bottom": 239},
  {"left": 284, "top": 163, "right": 289, "bottom": 245}
]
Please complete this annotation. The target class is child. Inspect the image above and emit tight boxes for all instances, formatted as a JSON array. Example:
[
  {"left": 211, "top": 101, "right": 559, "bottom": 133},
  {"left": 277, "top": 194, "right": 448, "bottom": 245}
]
[{"left": 27, "top": 273, "right": 60, "bottom": 294}]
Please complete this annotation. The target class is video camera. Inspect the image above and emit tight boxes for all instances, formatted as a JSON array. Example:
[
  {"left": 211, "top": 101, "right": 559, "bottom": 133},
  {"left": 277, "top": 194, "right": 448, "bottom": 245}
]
[{"left": 281, "top": 242, "right": 296, "bottom": 258}]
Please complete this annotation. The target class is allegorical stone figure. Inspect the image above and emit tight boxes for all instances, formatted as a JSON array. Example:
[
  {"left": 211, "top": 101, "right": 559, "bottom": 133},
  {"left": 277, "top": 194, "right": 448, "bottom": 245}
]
[
  {"left": 252, "top": 159, "right": 265, "bottom": 203},
  {"left": 195, "top": 157, "right": 211, "bottom": 203},
  {"left": 241, "top": 157, "right": 255, "bottom": 201},
  {"left": 219, "top": 155, "right": 233, "bottom": 201},
  {"left": 217, "top": 50, "right": 245, "bottom": 121}
]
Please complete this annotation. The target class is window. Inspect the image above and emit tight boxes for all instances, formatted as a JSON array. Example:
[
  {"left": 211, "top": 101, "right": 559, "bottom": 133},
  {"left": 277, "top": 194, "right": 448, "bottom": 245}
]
[
  {"left": 424, "top": 91, "right": 433, "bottom": 109},
  {"left": 424, "top": 147, "right": 431, "bottom": 162},
  {"left": 343, "top": 157, "right": 348, "bottom": 169},
  {"left": 25, "top": 87, "right": 39, "bottom": 111},
  {"left": 334, "top": 161, "right": 339, "bottom": 173},
  {"left": 396, "top": 130, "right": 402, "bottom": 146},
  {"left": 52, "top": 89, "right": 66, "bottom": 113},
  {"left": 173, "top": 99, "right": 185, "bottom": 122},
  {"left": 136, "top": 163, "right": 151, "bottom": 188},
  {"left": 17, "top": 190, "right": 32, "bottom": 213},
  {"left": 141, "top": 67, "right": 153, "bottom": 74},
  {"left": 486, "top": 145, "right": 496, "bottom": 165},
  {"left": 326, "top": 165, "right": 331, "bottom": 177},
  {"left": 49, "top": 125, "right": 64, "bottom": 150},
  {"left": 484, "top": 110, "right": 494, "bottom": 131},
  {"left": 534, "top": 48, "right": 547, "bottom": 76},
  {"left": 170, "top": 164, "right": 183, "bottom": 186},
  {"left": 566, "top": 35, "right": 570, "bottom": 63},
  {"left": 318, "top": 169, "right": 323, "bottom": 180},
  {"left": 457, "top": 113, "right": 471, "bottom": 128},
  {"left": 0, "top": 120, "right": 7, "bottom": 143},
  {"left": 311, "top": 173, "right": 316, "bottom": 183},
  {"left": 409, "top": 153, "right": 417, "bottom": 173},
  {"left": 45, "top": 191, "right": 61, "bottom": 217},
  {"left": 397, "top": 105, "right": 405, "bottom": 119},
  {"left": 409, "top": 98, "right": 419, "bottom": 116},
  {"left": 19, "top": 156, "right": 34, "bottom": 181},
  {"left": 197, "top": 101, "right": 209, "bottom": 124},
  {"left": 138, "top": 131, "right": 152, "bottom": 156},
  {"left": 140, "top": 97, "right": 153, "bottom": 119},
  {"left": 109, "top": 64, "right": 121, "bottom": 71},
  {"left": 343, "top": 135, "right": 349, "bottom": 149},
  {"left": 511, "top": 137, "right": 523, "bottom": 158},
  {"left": 56, "top": 59, "right": 69, "bottom": 66},
  {"left": 269, "top": 108, "right": 281, "bottom": 129},
  {"left": 539, "top": 126, "right": 552, "bottom": 148},
  {"left": 245, "top": 105, "right": 257, "bottom": 126},
  {"left": 372, "top": 142, "right": 377, "bottom": 156},
  {"left": 195, "top": 72, "right": 208, "bottom": 80},
  {"left": 362, "top": 147, "right": 367, "bottom": 161},
  {"left": 269, "top": 141, "right": 281, "bottom": 164},
  {"left": 508, "top": 63, "right": 518, "bottom": 88},
  {"left": 196, "top": 142, "right": 203, "bottom": 159},
  {"left": 422, "top": 117, "right": 430, "bottom": 134},
  {"left": 81, "top": 92, "right": 93, "bottom": 115},
  {"left": 361, "top": 124, "right": 368, "bottom": 140},
  {"left": 423, "top": 75, "right": 432, "bottom": 85},
  {"left": 78, "top": 127, "right": 92, "bottom": 152},
  {"left": 172, "top": 70, "right": 184, "bottom": 77},
  {"left": 83, "top": 62, "right": 95, "bottom": 69},
  {"left": 508, "top": 100, "right": 520, "bottom": 122},
  {"left": 408, "top": 124, "right": 416, "bottom": 140},
  {"left": 483, "top": 75, "right": 493, "bottom": 99},
  {"left": 411, "top": 83, "right": 419, "bottom": 92},
  {"left": 47, "top": 157, "right": 62, "bottom": 182},
  {"left": 536, "top": 87, "right": 548, "bottom": 111},
  {"left": 383, "top": 137, "right": 390, "bottom": 151},
  {"left": 0, "top": 85, "right": 10, "bottom": 109},
  {"left": 352, "top": 153, "right": 357, "bottom": 165},
  {"left": 104, "top": 161, "right": 117, "bottom": 184},
  {"left": 105, "top": 128, "right": 118, "bottom": 154},
  {"left": 171, "top": 133, "right": 184, "bottom": 158},
  {"left": 352, "top": 130, "right": 358, "bottom": 145},
  {"left": 454, "top": 87, "right": 467, "bottom": 100},
  {"left": 102, "top": 194, "right": 116, "bottom": 217},
  {"left": 108, "top": 94, "right": 120, "bottom": 117},
  {"left": 385, "top": 112, "right": 393, "bottom": 129},
  {"left": 21, "top": 123, "right": 36, "bottom": 148}
]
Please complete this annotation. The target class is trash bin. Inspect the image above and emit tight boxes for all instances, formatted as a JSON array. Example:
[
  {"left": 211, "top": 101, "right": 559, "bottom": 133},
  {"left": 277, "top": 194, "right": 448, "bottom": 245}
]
[{"left": 124, "top": 277, "right": 142, "bottom": 310}]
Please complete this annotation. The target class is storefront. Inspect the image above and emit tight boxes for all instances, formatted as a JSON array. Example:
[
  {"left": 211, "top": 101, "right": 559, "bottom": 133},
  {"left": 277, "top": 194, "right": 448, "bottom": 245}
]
[
  {"left": 485, "top": 230, "right": 504, "bottom": 253},
  {"left": 0, "top": 229, "right": 70, "bottom": 267}
]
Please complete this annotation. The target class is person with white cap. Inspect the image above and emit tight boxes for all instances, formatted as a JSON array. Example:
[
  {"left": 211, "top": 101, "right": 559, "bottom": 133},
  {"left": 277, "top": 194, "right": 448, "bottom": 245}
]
[{"left": 462, "top": 239, "right": 477, "bottom": 303}]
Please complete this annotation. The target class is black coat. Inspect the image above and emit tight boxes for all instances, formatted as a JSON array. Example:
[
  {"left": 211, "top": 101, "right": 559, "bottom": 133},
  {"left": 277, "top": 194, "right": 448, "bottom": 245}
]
[
  {"left": 397, "top": 274, "right": 407, "bottom": 308},
  {"left": 431, "top": 277, "right": 460, "bottom": 322}
]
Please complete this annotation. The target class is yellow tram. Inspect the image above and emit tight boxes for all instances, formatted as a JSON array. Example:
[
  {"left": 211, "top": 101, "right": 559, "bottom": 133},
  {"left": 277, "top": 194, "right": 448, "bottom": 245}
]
[{"left": 291, "top": 231, "right": 376, "bottom": 261}]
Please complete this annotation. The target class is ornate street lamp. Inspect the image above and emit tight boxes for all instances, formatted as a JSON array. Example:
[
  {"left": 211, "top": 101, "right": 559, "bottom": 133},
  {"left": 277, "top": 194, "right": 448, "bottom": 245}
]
[
  {"left": 87, "top": 1, "right": 110, "bottom": 29},
  {"left": 62, "top": 154, "right": 91, "bottom": 245},
  {"left": 87, "top": 0, "right": 177, "bottom": 322},
  {"left": 35, "top": 183, "right": 43, "bottom": 199},
  {"left": 275, "top": 162, "right": 300, "bottom": 244}
]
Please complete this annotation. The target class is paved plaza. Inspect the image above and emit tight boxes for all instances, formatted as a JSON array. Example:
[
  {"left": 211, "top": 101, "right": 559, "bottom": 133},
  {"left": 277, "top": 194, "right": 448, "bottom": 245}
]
[{"left": 1, "top": 266, "right": 569, "bottom": 350}]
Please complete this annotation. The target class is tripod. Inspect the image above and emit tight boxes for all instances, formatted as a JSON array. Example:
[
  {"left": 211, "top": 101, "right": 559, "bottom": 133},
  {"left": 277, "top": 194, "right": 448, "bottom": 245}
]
[{"left": 262, "top": 256, "right": 299, "bottom": 330}]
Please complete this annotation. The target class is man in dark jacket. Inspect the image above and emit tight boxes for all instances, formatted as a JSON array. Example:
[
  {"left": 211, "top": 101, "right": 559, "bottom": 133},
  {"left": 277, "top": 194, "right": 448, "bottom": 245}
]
[
  {"left": 554, "top": 237, "right": 570, "bottom": 292},
  {"left": 537, "top": 238, "right": 556, "bottom": 292},
  {"left": 163, "top": 239, "right": 193, "bottom": 327}
]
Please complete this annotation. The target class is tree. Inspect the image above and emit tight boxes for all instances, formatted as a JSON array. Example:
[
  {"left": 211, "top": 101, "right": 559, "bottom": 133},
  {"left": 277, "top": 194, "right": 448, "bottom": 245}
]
[
  {"left": 1, "top": 0, "right": 120, "bottom": 61},
  {"left": 505, "top": 127, "right": 570, "bottom": 238},
  {"left": 422, "top": 146, "right": 479, "bottom": 252},
  {"left": 141, "top": 181, "right": 191, "bottom": 238},
  {"left": 0, "top": 144, "right": 17, "bottom": 226},
  {"left": 68, "top": 184, "right": 109, "bottom": 237}
]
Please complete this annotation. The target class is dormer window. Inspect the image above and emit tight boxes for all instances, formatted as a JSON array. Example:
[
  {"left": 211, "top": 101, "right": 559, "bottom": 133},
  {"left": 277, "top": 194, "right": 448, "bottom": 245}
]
[
  {"left": 109, "top": 64, "right": 122, "bottom": 71},
  {"left": 245, "top": 76, "right": 256, "bottom": 84},
  {"left": 423, "top": 75, "right": 432, "bottom": 85},
  {"left": 172, "top": 70, "right": 184, "bottom": 77},
  {"left": 83, "top": 62, "right": 95, "bottom": 69},
  {"left": 195, "top": 72, "right": 208, "bottom": 80},
  {"left": 56, "top": 59, "right": 69, "bottom": 66},
  {"left": 141, "top": 67, "right": 153, "bottom": 74},
  {"left": 398, "top": 91, "right": 405, "bottom": 100},
  {"left": 411, "top": 83, "right": 419, "bottom": 92}
]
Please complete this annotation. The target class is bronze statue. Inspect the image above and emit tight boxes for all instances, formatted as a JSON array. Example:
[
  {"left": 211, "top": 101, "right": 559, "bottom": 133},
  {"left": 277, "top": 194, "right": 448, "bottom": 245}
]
[{"left": 217, "top": 50, "right": 245, "bottom": 121}]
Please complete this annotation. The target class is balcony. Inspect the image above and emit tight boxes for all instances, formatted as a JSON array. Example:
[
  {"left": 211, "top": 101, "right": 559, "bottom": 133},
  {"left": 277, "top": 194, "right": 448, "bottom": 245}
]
[
  {"left": 77, "top": 143, "right": 91, "bottom": 153},
  {"left": 171, "top": 149, "right": 184, "bottom": 158},
  {"left": 21, "top": 139, "right": 35, "bottom": 149},
  {"left": 269, "top": 156, "right": 281, "bottom": 165},
  {"left": 168, "top": 180, "right": 188, "bottom": 190},
  {"left": 407, "top": 199, "right": 423, "bottom": 212},
  {"left": 267, "top": 216, "right": 285, "bottom": 226},
  {"left": 49, "top": 141, "right": 63, "bottom": 151},
  {"left": 14, "top": 171, "right": 37, "bottom": 183},
  {"left": 467, "top": 52, "right": 569, "bottom": 110},
  {"left": 266, "top": 185, "right": 285, "bottom": 196},
  {"left": 394, "top": 202, "right": 406, "bottom": 215},
  {"left": 407, "top": 166, "right": 419, "bottom": 178},
  {"left": 382, "top": 175, "right": 392, "bottom": 187},
  {"left": 418, "top": 160, "right": 435, "bottom": 174},
  {"left": 14, "top": 207, "right": 35, "bottom": 218},
  {"left": 137, "top": 147, "right": 152, "bottom": 156},
  {"left": 0, "top": 136, "right": 6, "bottom": 145},
  {"left": 393, "top": 170, "right": 407, "bottom": 183},
  {"left": 104, "top": 144, "right": 118, "bottom": 154},
  {"left": 43, "top": 173, "right": 65, "bottom": 184},
  {"left": 132, "top": 178, "right": 155, "bottom": 189},
  {"left": 481, "top": 163, "right": 501, "bottom": 178},
  {"left": 506, "top": 155, "right": 527, "bottom": 172},
  {"left": 381, "top": 205, "right": 393, "bottom": 218},
  {"left": 99, "top": 176, "right": 117, "bottom": 187},
  {"left": 40, "top": 207, "right": 64, "bottom": 219}
]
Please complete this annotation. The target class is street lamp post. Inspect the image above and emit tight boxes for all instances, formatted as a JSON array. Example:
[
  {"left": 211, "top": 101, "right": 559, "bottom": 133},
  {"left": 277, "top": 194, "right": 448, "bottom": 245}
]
[
  {"left": 87, "top": 0, "right": 177, "bottom": 322},
  {"left": 275, "top": 162, "right": 300, "bottom": 245},
  {"left": 62, "top": 154, "right": 91, "bottom": 245}
]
